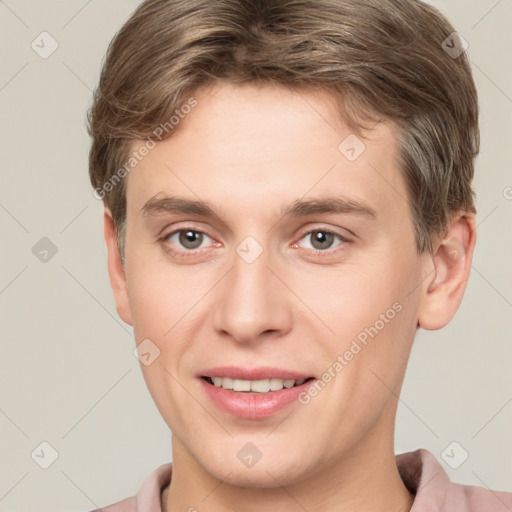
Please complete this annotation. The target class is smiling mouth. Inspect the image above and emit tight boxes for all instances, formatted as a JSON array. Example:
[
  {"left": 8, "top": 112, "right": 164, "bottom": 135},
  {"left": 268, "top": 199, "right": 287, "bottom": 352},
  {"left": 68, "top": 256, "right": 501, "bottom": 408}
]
[{"left": 202, "top": 376, "right": 315, "bottom": 393}]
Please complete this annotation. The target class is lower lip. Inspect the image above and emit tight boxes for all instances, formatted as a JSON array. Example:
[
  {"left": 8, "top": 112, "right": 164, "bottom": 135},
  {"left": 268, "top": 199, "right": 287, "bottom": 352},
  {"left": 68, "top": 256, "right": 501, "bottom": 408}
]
[{"left": 199, "top": 378, "right": 315, "bottom": 419}]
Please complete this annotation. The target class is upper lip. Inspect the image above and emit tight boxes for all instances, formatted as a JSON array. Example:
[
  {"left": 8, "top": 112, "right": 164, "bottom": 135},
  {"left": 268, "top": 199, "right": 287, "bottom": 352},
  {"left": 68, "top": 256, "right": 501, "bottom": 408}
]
[{"left": 198, "top": 366, "right": 314, "bottom": 381}]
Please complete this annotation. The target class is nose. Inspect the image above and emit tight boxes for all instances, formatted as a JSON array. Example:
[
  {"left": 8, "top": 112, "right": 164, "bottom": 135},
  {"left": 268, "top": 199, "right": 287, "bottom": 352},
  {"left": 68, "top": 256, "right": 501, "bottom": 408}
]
[{"left": 212, "top": 245, "right": 293, "bottom": 345}]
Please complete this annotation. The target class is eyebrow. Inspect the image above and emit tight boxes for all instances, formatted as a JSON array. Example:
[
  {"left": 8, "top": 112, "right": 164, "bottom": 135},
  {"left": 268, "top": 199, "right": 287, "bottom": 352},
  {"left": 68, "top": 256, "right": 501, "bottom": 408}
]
[
  {"left": 141, "top": 194, "right": 377, "bottom": 222},
  {"left": 282, "top": 197, "right": 376, "bottom": 219}
]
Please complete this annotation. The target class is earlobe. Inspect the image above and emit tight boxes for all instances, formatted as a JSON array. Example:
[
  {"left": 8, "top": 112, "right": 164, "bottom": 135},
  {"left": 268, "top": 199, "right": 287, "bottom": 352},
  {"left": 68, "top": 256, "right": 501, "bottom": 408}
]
[
  {"left": 104, "top": 208, "right": 133, "bottom": 326},
  {"left": 418, "top": 212, "right": 476, "bottom": 331}
]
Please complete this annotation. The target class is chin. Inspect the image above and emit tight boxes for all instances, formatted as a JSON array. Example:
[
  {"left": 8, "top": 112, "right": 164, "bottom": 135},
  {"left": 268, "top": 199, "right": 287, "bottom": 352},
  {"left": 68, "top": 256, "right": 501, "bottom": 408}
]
[{"left": 199, "top": 451, "right": 314, "bottom": 489}]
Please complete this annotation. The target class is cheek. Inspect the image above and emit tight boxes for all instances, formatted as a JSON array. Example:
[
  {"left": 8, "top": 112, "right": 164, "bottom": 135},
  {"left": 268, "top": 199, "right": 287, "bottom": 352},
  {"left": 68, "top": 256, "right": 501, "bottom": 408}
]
[
  {"left": 126, "top": 261, "right": 212, "bottom": 388},
  {"left": 126, "top": 259, "right": 197, "bottom": 336},
  {"left": 293, "top": 258, "right": 406, "bottom": 338},
  {"left": 296, "top": 249, "right": 420, "bottom": 384}
]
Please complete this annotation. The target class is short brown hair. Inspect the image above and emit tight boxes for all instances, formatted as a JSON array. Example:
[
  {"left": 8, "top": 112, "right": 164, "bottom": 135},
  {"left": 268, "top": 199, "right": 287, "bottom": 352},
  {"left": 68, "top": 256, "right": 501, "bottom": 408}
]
[{"left": 87, "top": 0, "right": 479, "bottom": 262}]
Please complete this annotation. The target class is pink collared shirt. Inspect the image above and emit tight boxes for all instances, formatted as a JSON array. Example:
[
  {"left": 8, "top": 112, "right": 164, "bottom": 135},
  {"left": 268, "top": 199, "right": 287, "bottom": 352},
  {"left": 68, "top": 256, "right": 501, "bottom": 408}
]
[{"left": 91, "top": 449, "right": 512, "bottom": 512}]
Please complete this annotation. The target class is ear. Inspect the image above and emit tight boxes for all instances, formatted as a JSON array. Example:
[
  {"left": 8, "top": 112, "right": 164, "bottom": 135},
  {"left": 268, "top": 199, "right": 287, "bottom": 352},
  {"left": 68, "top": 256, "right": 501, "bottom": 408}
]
[
  {"left": 104, "top": 207, "right": 133, "bottom": 326},
  {"left": 417, "top": 212, "right": 476, "bottom": 330}
]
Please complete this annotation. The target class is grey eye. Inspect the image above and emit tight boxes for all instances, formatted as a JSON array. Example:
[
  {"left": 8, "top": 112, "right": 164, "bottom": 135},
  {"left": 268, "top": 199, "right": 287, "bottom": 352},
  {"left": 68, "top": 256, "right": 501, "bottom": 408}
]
[
  {"left": 178, "top": 230, "right": 204, "bottom": 249},
  {"left": 165, "top": 229, "right": 211, "bottom": 251},
  {"left": 300, "top": 230, "right": 343, "bottom": 251}
]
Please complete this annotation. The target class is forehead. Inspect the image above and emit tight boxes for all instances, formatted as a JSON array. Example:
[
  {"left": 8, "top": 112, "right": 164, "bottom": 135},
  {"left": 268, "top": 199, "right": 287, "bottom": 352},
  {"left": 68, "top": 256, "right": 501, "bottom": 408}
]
[{"left": 126, "top": 82, "right": 407, "bottom": 224}]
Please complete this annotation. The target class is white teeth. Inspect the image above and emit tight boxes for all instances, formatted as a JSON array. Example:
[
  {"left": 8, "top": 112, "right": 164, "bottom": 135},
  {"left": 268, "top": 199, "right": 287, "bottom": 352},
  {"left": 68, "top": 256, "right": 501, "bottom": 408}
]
[
  {"left": 209, "top": 377, "right": 307, "bottom": 393},
  {"left": 233, "top": 379, "right": 251, "bottom": 392},
  {"left": 250, "top": 379, "right": 270, "bottom": 393},
  {"left": 269, "top": 378, "right": 284, "bottom": 391}
]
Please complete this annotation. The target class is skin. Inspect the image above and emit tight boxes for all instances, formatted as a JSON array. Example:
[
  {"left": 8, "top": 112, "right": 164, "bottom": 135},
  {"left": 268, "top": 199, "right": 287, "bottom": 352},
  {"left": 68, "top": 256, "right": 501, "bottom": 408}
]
[{"left": 104, "top": 82, "right": 476, "bottom": 512}]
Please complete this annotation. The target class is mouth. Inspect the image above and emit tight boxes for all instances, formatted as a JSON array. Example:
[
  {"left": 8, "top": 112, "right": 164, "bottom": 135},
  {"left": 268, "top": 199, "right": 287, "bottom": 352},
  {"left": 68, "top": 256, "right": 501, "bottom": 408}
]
[
  {"left": 201, "top": 376, "right": 316, "bottom": 394},
  {"left": 197, "top": 367, "right": 318, "bottom": 419},
  {"left": 196, "top": 366, "right": 317, "bottom": 420}
]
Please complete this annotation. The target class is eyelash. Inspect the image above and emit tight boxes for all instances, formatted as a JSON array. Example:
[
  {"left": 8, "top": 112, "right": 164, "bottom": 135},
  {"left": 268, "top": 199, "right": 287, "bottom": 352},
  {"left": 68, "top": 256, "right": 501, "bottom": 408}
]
[{"left": 158, "top": 226, "right": 351, "bottom": 258}]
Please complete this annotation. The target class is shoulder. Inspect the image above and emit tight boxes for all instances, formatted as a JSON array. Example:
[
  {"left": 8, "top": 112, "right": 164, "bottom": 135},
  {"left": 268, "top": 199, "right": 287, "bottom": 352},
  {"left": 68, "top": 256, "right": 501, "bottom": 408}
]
[
  {"left": 89, "top": 496, "right": 136, "bottom": 512},
  {"left": 396, "top": 448, "right": 512, "bottom": 511},
  {"left": 88, "top": 463, "right": 172, "bottom": 512},
  {"left": 445, "top": 482, "right": 512, "bottom": 511}
]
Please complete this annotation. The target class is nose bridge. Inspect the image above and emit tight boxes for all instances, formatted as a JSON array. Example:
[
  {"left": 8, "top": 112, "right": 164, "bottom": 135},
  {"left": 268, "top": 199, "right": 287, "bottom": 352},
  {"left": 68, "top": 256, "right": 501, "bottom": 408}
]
[{"left": 212, "top": 239, "right": 292, "bottom": 343}]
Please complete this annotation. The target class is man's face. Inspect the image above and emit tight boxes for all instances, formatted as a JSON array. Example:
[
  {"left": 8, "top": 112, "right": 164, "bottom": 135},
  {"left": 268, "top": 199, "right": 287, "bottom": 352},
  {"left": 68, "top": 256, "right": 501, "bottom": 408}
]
[{"left": 119, "top": 82, "right": 430, "bottom": 486}]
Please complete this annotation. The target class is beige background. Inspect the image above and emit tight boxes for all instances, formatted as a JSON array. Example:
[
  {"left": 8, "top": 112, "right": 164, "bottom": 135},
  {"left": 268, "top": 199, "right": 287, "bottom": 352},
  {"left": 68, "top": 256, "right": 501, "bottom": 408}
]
[{"left": 0, "top": 1, "right": 511, "bottom": 510}]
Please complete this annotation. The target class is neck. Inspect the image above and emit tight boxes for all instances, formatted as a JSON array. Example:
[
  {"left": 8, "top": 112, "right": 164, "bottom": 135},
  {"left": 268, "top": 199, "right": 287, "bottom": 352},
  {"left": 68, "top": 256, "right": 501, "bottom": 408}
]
[{"left": 163, "top": 425, "right": 414, "bottom": 512}]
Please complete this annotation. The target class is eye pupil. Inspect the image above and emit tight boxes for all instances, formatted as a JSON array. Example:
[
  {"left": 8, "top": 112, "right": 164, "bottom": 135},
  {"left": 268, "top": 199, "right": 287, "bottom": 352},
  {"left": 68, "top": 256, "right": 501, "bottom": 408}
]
[
  {"left": 179, "top": 230, "right": 202, "bottom": 249},
  {"left": 312, "top": 231, "right": 334, "bottom": 250}
]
